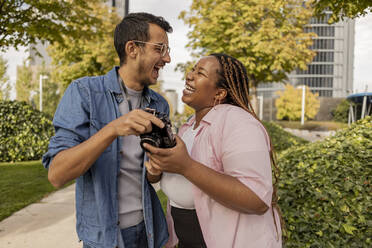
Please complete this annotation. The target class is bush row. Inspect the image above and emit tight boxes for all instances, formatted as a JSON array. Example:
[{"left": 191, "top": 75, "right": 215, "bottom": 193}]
[
  {"left": 0, "top": 101, "right": 54, "bottom": 162},
  {"left": 263, "top": 121, "right": 309, "bottom": 152},
  {"left": 278, "top": 116, "right": 371, "bottom": 247}
]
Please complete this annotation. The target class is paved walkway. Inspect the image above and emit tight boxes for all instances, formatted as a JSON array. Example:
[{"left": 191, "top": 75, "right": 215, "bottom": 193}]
[
  {"left": 0, "top": 182, "right": 161, "bottom": 248},
  {"left": 0, "top": 184, "right": 81, "bottom": 248}
]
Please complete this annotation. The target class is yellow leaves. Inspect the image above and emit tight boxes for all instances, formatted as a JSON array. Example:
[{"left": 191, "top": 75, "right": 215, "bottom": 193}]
[
  {"left": 48, "top": 1, "right": 119, "bottom": 89},
  {"left": 275, "top": 84, "right": 320, "bottom": 121},
  {"left": 340, "top": 204, "right": 350, "bottom": 213},
  {"left": 181, "top": 0, "right": 316, "bottom": 85},
  {"left": 342, "top": 223, "right": 357, "bottom": 235}
]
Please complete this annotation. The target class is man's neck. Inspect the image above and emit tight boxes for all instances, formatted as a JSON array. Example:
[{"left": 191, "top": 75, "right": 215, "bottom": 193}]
[{"left": 118, "top": 66, "right": 144, "bottom": 91}]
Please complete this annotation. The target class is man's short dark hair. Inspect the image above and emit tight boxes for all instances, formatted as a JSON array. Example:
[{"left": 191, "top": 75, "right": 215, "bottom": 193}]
[{"left": 114, "top": 12, "right": 173, "bottom": 66}]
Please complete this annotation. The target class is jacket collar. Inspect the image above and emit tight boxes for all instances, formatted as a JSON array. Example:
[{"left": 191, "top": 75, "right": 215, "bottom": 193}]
[{"left": 104, "top": 66, "right": 157, "bottom": 103}]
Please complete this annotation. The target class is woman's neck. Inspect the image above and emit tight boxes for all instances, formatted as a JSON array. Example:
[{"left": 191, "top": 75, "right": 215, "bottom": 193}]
[{"left": 194, "top": 106, "right": 213, "bottom": 129}]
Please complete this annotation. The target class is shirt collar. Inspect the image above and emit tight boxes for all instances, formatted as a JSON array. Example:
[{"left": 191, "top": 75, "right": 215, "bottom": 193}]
[
  {"left": 105, "top": 66, "right": 157, "bottom": 103},
  {"left": 184, "top": 105, "right": 225, "bottom": 127}
]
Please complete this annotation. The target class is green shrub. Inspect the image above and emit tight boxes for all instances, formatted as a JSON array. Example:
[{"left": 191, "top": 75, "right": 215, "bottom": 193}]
[
  {"left": 278, "top": 116, "right": 372, "bottom": 247},
  {"left": 0, "top": 100, "right": 54, "bottom": 162},
  {"left": 331, "top": 99, "right": 350, "bottom": 123},
  {"left": 263, "top": 121, "right": 309, "bottom": 152}
]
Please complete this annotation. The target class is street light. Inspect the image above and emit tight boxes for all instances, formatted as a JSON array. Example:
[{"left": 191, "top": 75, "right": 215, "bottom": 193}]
[
  {"left": 39, "top": 74, "right": 48, "bottom": 111},
  {"left": 297, "top": 85, "right": 306, "bottom": 125},
  {"left": 257, "top": 95, "right": 264, "bottom": 120}
]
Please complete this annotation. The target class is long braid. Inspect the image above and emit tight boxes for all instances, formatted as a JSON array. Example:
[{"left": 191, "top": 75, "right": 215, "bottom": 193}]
[
  {"left": 210, "top": 53, "right": 284, "bottom": 238},
  {"left": 221, "top": 56, "right": 246, "bottom": 109}
]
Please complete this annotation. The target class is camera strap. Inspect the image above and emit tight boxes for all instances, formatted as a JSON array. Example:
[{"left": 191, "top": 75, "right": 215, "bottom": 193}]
[{"left": 117, "top": 74, "right": 142, "bottom": 112}]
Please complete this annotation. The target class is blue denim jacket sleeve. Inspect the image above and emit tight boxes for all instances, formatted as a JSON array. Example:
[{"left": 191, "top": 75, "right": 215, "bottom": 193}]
[{"left": 42, "top": 80, "right": 90, "bottom": 169}]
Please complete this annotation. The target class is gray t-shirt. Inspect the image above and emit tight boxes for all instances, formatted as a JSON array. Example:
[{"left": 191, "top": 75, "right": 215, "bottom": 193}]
[{"left": 117, "top": 87, "right": 144, "bottom": 229}]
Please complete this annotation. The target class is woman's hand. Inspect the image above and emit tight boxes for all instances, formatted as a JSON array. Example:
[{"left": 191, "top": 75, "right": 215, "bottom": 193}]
[
  {"left": 145, "top": 135, "right": 269, "bottom": 214},
  {"left": 143, "top": 135, "right": 193, "bottom": 176}
]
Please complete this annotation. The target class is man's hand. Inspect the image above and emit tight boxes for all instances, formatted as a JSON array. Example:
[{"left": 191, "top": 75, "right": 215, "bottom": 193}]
[
  {"left": 144, "top": 160, "right": 162, "bottom": 176},
  {"left": 108, "top": 109, "right": 165, "bottom": 137}
]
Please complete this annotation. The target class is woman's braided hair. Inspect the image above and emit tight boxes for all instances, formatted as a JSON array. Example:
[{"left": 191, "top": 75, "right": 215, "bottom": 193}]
[{"left": 210, "top": 53, "right": 284, "bottom": 236}]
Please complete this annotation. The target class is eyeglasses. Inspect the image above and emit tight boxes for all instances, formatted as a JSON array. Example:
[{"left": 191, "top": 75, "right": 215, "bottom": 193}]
[{"left": 132, "top": 40, "right": 170, "bottom": 57}]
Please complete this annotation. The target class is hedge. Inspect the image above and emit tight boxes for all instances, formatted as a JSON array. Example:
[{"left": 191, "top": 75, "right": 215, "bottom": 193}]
[
  {"left": 0, "top": 100, "right": 54, "bottom": 162},
  {"left": 278, "top": 116, "right": 371, "bottom": 247},
  {"left": 263, "top": 121, "right": 309, "bottom": 152}
]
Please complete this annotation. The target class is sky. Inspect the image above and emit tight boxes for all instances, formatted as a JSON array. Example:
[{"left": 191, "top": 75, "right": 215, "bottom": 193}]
[{"left": 1, "top": 0, "right": 372, "bottom": 111}]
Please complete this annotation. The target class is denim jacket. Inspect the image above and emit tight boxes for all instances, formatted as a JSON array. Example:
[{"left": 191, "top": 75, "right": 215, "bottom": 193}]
[{"left": 42, "top": 67, "right": 169, "bottom": 248}]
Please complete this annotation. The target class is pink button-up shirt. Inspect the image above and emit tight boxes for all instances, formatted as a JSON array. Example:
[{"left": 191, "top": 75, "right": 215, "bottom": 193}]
[{"left": 165, "top": 104, "right": 282, "bottom": 248}]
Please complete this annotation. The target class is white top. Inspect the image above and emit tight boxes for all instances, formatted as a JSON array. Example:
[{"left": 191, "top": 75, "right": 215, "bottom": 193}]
[{"left": 160, "top": 122, "right": 201, "bottom": 209}]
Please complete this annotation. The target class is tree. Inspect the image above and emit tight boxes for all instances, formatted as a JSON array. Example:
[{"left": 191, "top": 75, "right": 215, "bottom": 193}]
[
  {"left": 0, "top": 56, "right": 10, "bottom": 99},
  {"left": 331, "top": 99, "right": 351, "bottom": 123},
  {"left": 0, "top": 0, "right": 102, "bottom": 51},
  {"left": 37, "top": 67, "right": 62, "bottom": 118},
  {"left": 15, "top": 61, "right": 61, "bottom": 117},
  {"left": 179, "top": 0, "right": 316, "bottom": 109},
  {"left": 15, "top": 60, "right": 34, "bottom": 103},
  {"left": 47, "top": 1, "right": 120, "bottom": 89},
  {"left": 172, "top": 104, "right": 195, "bottom": 130},
  {"left": 275, "top": 84, "right": 320, "bottom": 121},
  {"left": 313, "top": 0, "right": 372, "bottom": 23}
]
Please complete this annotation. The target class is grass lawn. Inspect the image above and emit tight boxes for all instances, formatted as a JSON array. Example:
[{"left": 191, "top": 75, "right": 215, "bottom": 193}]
[
  {"left": 156, "top": 189, "right": 168, "bottom": 214},
  {"left": 0, "top": 160, "right": 58, "bottom": 222},
  {"left": 275, "top": 120, "right": 348, "bottom": 131},
  {"left": 0, "top": 160, "right": 166, "bottom": 223}
]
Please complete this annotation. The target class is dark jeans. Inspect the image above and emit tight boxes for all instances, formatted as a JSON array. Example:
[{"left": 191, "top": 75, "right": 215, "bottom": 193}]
[
  {"left": 83, "top": 221, "right": 148, "bottom": 248},
  {"left": 171, "top": 206, "right": 207, "bottom": 248},
  {"left": 121, "top": 220, "right": 148, "bottom": 248}
]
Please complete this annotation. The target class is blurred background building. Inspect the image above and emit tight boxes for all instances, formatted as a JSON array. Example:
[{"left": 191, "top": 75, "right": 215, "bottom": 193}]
[
  {"left": 258, "top": 12, "right": 355, "bottom": 99},
  {"left": 257, "top": 12, "right": 355, "bottom": 121}
]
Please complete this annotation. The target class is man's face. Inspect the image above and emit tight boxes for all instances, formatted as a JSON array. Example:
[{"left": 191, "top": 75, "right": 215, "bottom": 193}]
[{"left": 136, "top": 24, "right": 171, "bottom": 86}]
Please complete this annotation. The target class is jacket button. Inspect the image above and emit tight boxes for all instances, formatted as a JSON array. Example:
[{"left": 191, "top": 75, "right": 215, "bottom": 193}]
[{"left": 117, "top": 221, "right": 120, "bottom": 225}]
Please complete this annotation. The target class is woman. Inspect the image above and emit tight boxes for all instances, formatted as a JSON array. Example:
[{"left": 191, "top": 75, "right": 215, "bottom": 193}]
[{"left": 145, "top": 54, "right": 282, "bottom": 248}]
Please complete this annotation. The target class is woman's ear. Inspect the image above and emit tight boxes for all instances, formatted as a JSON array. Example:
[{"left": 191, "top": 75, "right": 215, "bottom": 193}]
[
  {"left": 125, "top": 41, "right": 138, "bottom": 59},
  {"left": 215, "top": 88, "right": 228, "bottom": 102}
]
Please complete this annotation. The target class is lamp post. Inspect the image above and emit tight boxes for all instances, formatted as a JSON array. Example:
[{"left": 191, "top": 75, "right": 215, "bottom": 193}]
[
  {"left": 297, "top": 85, "right": 306, "bottom": 125},
  {"left": 39, "top": 74, "right": 48, "bottom": 111},
  {"left": 257, "top": 95, "right": 263, "bottom": 120}
]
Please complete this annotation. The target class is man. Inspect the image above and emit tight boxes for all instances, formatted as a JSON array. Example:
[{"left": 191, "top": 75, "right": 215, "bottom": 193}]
[{"left": 42, "top": 13, "right": 173, "bottom": 248}]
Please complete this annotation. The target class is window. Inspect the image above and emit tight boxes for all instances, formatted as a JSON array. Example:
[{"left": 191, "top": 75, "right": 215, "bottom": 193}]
[
  {"left": 296, "top": 65, "right": 334, "bottom": 75},
  {"left": 304, "top": 26, "right": 335, "bottom": 37},
  {"left": 317, "top": 90, "right": 333, "bottom": 97},
  {"left": 310, "top": 39, "right": 334, "bottom": 49},
  {"left": 297, "top": 77, "right": 333, "bottom": 88},
  {"left": 313, "top": 52, "right": 334, "bottom": 62},
  {"left": 309, "top": 14, "right": 332, "bottom": 24}
]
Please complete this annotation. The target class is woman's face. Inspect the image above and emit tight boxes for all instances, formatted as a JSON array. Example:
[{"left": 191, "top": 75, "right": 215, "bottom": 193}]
[{"left": 182, "top": 56, "right": 221, "bottom": 111}]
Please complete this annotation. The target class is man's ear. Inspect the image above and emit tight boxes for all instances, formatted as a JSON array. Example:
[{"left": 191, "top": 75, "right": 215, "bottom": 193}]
[{"left": 125, "top": 41, "right": 138, "bottom": 59}]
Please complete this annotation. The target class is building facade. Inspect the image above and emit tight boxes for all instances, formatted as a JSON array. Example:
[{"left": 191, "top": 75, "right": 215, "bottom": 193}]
[
  {"left": 258, "top": 13, "right": 355, "bottom": 98},
  {"left": 107, "top": 0, "right": 128, "bottom": 18}
]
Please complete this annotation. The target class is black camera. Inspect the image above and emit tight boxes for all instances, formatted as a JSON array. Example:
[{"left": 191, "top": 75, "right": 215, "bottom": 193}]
[{"left": 140, "top": 108, "right": 176, "bottom": 152}]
